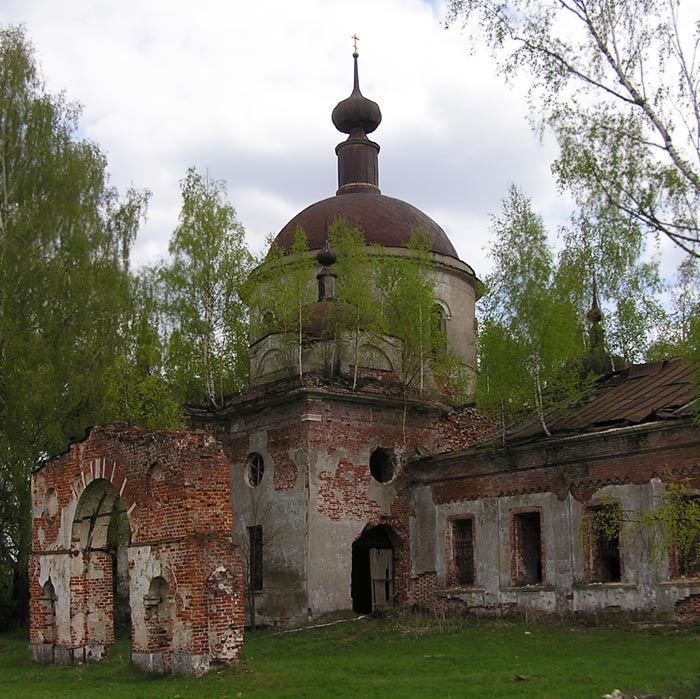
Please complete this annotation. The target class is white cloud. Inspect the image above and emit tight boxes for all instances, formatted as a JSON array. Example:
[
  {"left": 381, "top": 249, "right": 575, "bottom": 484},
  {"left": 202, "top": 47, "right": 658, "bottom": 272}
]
[{"left": 1, "top": 0, "right": 575, "bottom": 279}]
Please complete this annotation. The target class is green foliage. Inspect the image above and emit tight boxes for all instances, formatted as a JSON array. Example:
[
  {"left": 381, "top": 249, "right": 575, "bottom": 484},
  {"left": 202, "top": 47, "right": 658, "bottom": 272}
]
[
  {"left": 105, "top": 495, "right": 130, "bottom": 551},
  {"left": 0, "top": 26, "right": 148, "bottom": 628},
  {"left": 649, "top": 257, "right": 700, "bottom": 360},
  {"left": 249, "top": 227, "right": 316, "bottom": 378},
  {"left": 162, "top": 166, "right": 253, "bottom": 407},
  {"left": 477, "top": 185, "right": 586, "bottom": 437},
  {"left": 639, "top": 475, "right": 700, "bottom": 576},
  {"left": 556, "top": 203, "right": 668, "bottom": 366},
  {"left": 376, "top": 227, "right": 443, "bottom": 395},
  {"left": 447, "top": 0, "right": 700, "bottom": 257},
  {"left": 102, "top": 268, "right": 184, "bottom": 429},
  {"left": 330, "top": 217, "right": 383, "bottom": 386},
  {"left": 585, "top": 476, "right": 700, "bottom": 577},
  {"left": 250, "top": 223, "right": 466, "bottom": 399},
  {"left": 582, "top": 499, "right": 623, "bottom": 551}
]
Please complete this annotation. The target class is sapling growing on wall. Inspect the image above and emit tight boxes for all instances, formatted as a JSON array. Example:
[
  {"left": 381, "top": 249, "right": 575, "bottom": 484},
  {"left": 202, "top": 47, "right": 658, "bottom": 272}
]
[{"left": 330, "top": 217, "right": 383, "bottom": 388}]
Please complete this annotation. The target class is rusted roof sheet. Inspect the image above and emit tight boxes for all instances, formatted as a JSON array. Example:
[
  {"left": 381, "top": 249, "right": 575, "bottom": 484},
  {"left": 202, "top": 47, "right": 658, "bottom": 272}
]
[
  {"left": 274, "top": 192, "right": 459, "bottom": 259},
  {"left": 506, "top": 356, "right": 698, "bottom": 443}
]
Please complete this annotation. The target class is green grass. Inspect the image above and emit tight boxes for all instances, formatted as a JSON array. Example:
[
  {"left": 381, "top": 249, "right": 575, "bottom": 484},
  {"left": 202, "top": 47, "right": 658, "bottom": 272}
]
[{"left": 2, "top": 615, "right": 699, "bottom": 698}]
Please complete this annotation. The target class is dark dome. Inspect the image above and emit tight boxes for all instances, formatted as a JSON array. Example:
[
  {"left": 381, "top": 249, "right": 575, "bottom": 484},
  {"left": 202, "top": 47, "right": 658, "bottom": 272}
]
[
  {"left": 274, "top": 192, "right": 458, "bottom": 259},
  {"left": 331, "top": 52, "right": 382, "bottom": 136}
]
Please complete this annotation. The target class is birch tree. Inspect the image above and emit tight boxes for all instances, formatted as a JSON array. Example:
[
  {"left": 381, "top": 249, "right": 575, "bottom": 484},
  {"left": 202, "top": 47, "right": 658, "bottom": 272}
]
[
  {"left": 448, "top": 0, "right": 700, "bottom": 257},
  {"left": 249, "top": 228, "right": 316, "bottom": 379},
  {"left": 330, "top": 218, "right": 382, "bottom": 388},
  {"left": 0, "top": 26, "right": 148, "bottom": 627},
  {"left": 477, "top": 185, "right": 585, "bottom": 437},
  {"left": 163, "top": 167, "right": 253, "bottom": 407},
  {"left": 377, "top": 228, "right": 441, "bottom": 395},
  {"left": 102, "top": 267, "right": 183, "bottom": 429}
]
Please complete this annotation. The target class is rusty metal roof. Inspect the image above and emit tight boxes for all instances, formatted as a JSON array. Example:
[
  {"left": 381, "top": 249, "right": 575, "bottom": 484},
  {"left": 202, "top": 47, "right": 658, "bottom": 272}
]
[
  {"left": 274, "top": 192, "right": 459, "bottom": 259},
  {"left": 506, "top": 356, "right": 699, "bottom": 443}
]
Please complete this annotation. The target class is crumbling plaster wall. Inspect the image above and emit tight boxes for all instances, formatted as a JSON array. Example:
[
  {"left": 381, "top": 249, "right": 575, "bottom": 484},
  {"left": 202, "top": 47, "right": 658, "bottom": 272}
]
[
  {"left": 222, "top": 400, "right": 310, "bottom": 627},
  {"left": 29, "top": 425, "right": 244, "bottom": 675},
  {"left": 221, "top": 388, "right": 445, "bottom": 624},
  {"left": 409, "top": 421, "right": 700, "bottom": 617},
  {"left": 305, "top": 395, "right": 434, "bottom": 615}
]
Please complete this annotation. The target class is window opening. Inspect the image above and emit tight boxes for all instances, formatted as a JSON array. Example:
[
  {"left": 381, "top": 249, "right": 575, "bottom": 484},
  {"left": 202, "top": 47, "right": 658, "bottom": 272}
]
[
  {"left": 452, "top": 518, "right": 475, "bottom": 586},
  {"left": 431, "top": 304, "right": 448, "bottom": 355},
  {"left": 512, "top": 511, "right": 543, "bottom": 585},
  {"left": 670, "top": 495, "right": 700, "bottom": 579},
  {"left": 586, "top": 504, "right": 621, "bottom": 583},
  {"left": 369, "top": 447, "right": 395, "bottom": 483},
  {"left": 245, "top": 453, "right": 265, "bottom": 487},
  {"left": 248, "top": 525, "right": 263, "bottom": 592}
]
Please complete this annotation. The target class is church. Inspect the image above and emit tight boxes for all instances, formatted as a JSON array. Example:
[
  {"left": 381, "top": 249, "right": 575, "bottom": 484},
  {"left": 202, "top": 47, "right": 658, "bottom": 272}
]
[{"left": 28, "top": 51, "right": 700, "bottom": 674}]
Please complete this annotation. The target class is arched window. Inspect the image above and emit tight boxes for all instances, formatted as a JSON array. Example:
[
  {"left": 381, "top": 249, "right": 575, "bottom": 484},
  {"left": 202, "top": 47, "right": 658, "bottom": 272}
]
[{"left": 432, "top": 303, "right": 448, "bottom": 355}]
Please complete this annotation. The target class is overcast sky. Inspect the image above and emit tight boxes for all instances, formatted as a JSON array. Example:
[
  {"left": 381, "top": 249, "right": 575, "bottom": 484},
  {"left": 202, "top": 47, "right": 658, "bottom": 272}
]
[{"left": 0, "top": 0, "right": 594, "bottom": 279}]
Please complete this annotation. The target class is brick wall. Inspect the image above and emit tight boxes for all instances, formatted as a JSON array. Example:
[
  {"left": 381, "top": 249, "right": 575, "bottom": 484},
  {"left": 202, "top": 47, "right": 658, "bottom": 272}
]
[
  {"left": 417, "top": 422, "right": 700, "bottom": 506},
  {"left": 30, "top": 425, "right": 244, "bottom": 675},
  {"left": 409, "top": 420, "right": 700, "bottom": 617}
]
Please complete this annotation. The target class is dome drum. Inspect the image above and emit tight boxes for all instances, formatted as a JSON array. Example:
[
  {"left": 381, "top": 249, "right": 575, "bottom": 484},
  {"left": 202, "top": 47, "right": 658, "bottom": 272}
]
[
  {"left": 249, "top": 51, "right": 479, "bottom": 394},
  {"left": 336, "top": 139, "right": 380, "bottom": 194}
]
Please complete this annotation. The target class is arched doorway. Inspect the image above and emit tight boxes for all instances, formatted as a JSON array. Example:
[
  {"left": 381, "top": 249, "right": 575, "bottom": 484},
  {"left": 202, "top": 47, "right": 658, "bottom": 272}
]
[
  {"left": 351, "top": 525, "right": 396, "bottom": 613},
  {"left": 71, "top": 478, "right": 131, "bottom": 661}
]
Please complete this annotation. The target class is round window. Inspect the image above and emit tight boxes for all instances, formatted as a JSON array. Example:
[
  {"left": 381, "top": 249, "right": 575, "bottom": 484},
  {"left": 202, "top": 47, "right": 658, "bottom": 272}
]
[
  {"left": 369, "top": 447, "right": 395, "bottom": 483},
  {"left": 245, "top": 453, "right": 265, "bottom": 487}
]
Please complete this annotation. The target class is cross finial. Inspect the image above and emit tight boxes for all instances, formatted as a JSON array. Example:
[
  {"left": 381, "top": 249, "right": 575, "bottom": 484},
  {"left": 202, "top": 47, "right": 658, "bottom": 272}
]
[{"left": 351, "top": 33, "right": 359, "bottom": 55}]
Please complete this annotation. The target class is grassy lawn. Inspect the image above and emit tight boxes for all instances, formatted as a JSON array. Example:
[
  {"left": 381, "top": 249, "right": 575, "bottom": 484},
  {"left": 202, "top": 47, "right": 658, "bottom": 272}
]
[{"left": 1, "top": 614, "right": 699, "bottom": 698}]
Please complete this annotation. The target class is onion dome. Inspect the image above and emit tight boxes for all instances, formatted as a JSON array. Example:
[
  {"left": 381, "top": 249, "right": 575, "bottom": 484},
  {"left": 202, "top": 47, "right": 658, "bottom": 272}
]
[
  {"left": 272, "top": 51, "right": 460, "bottom": 260},
  {"left": 332, "top": 52, "right": 382, "bottom": 194},
  {"left": 331, "top": 52, "right": 382, "bottom": 136},
  {"left": 316, "top": 239, "right": 338, "bottom": 267}
]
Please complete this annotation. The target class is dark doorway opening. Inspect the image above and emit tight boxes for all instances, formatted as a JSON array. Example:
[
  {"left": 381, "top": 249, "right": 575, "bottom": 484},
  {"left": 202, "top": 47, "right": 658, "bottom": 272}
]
[
  {"left": 351, "top": 525, "right": 395, "bottom": 613},
  {"left": 512, "top": 511, "right": 543, "bottom": 585}
]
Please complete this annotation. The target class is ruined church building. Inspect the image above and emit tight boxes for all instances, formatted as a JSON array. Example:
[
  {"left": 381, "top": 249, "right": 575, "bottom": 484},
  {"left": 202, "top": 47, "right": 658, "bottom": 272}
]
[{"left": 29, "top": 52, "right": 700, "bottom": 674}]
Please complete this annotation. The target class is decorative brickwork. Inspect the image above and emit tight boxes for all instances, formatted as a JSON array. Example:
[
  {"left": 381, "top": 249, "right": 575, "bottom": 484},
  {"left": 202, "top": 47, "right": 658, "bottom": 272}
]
[{"left": 29, "top": 425, "right": 244, "bottom": 675}]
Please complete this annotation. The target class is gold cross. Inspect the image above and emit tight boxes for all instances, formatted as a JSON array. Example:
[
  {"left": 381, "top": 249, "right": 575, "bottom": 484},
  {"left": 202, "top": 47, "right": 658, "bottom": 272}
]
[{"left": 351, "top": 34, "right": 359, "bottom": 54}]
